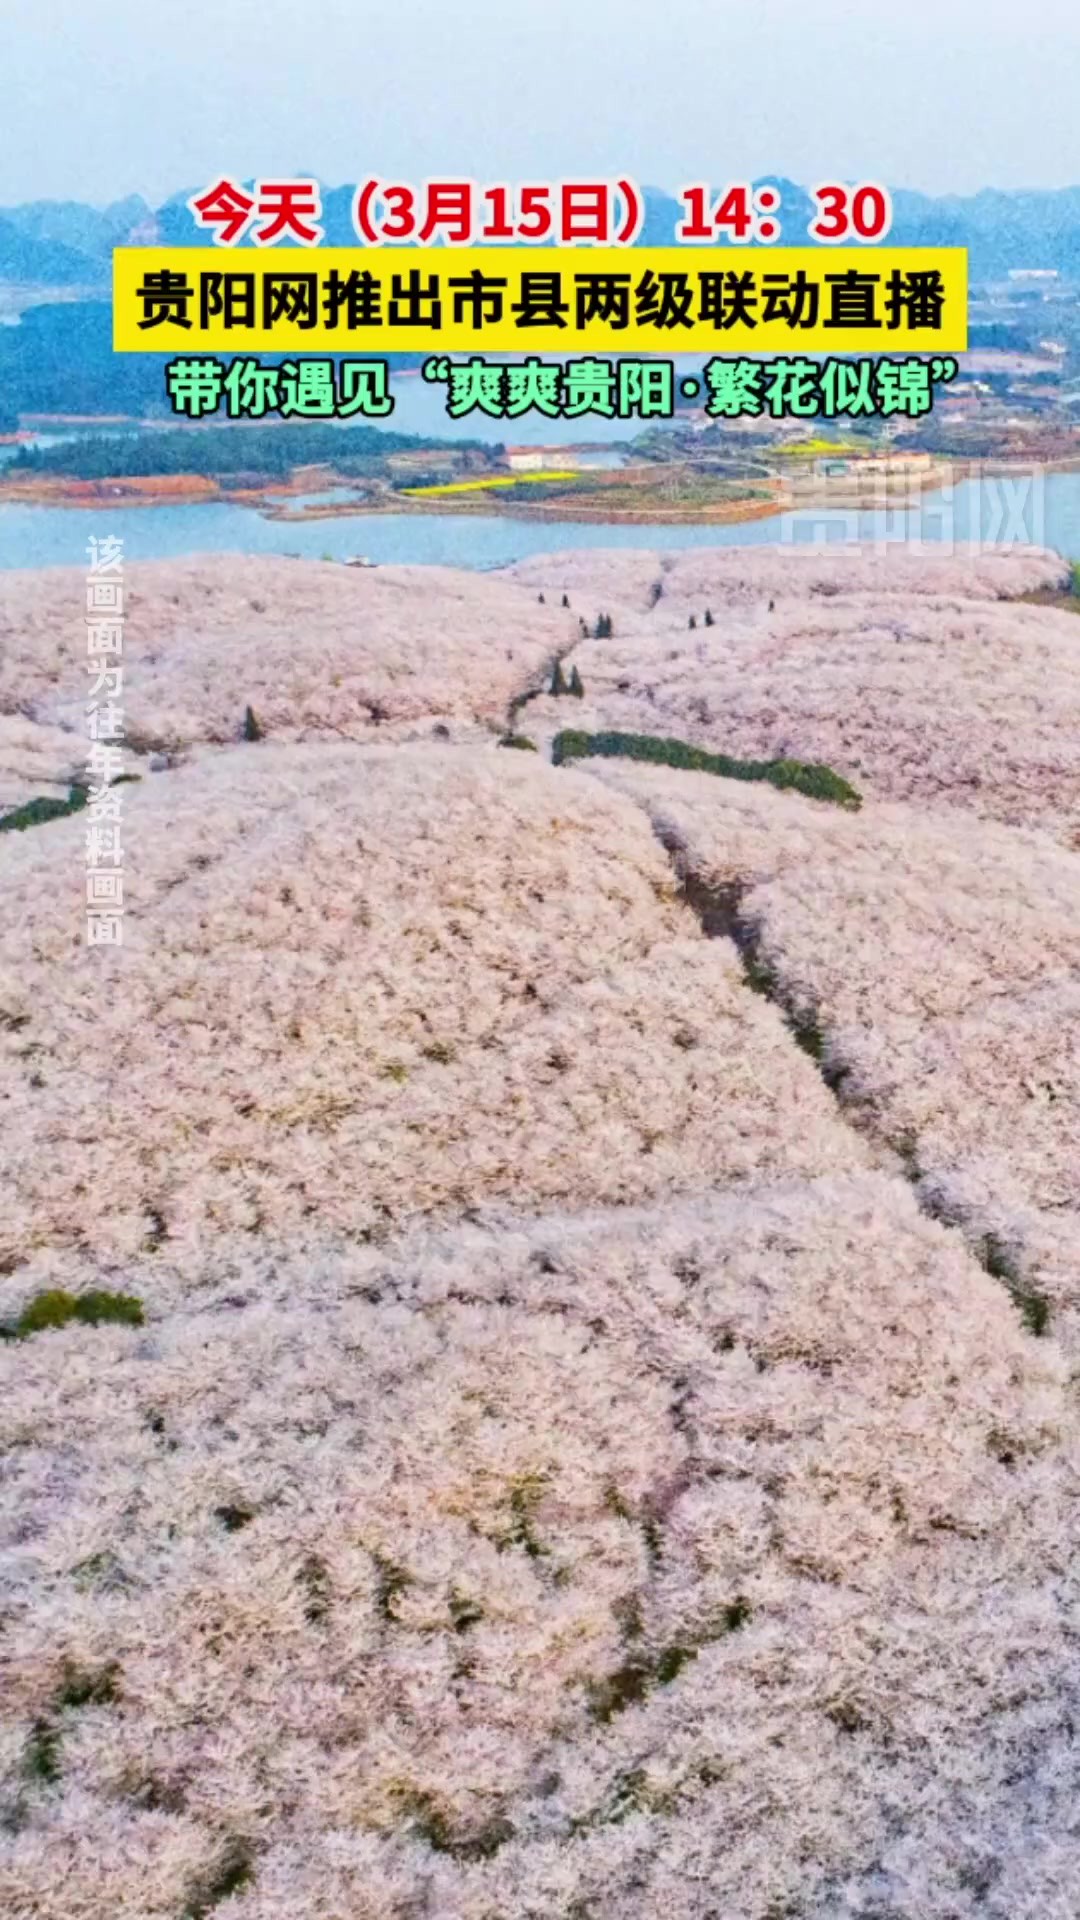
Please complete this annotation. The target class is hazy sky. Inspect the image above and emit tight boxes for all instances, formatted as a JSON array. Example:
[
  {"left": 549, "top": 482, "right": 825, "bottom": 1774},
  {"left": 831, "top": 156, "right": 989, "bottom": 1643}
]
[{"left": 5, "top": 0, "right": 1080, "bottom": 207}]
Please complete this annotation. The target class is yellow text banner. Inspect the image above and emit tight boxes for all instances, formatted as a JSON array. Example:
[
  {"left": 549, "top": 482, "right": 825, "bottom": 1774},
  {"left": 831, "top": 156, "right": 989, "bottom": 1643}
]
[{"left": 113, "top": 246, "right": 967, "bottom": 354}]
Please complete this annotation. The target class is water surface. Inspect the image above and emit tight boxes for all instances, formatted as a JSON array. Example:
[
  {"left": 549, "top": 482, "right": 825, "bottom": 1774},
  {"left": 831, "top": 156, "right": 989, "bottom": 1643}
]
[{"left": 2, "top": 471, "right": 1078, "bottom": 571}]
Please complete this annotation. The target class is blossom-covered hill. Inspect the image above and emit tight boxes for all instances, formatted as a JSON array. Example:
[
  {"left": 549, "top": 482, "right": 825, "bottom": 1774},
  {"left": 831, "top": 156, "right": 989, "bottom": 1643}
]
[
  {"left": 506, "top": 544, "right": 1080, "bottom": 840},
  {"left": 2, "top": 543, "right": 1080, "bottom": 1920},
  {"left": 0, "top": 555, "right": 577, "bottom": 770}
]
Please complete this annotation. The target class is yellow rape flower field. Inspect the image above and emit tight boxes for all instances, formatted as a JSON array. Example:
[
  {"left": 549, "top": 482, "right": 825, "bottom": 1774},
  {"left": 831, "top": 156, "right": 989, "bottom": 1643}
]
[{"left": 400, "top": 471, "right": 582, "bottom": 496}]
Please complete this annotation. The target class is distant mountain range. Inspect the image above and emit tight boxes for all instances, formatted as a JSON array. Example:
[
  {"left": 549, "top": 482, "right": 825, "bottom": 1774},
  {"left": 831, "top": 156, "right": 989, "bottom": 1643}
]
[
  {"left": 0, "top": 194, "right": 156, "bottom": 283},
  {"left": 4, "top": 182, "right": 1080, "bottom": 285}
]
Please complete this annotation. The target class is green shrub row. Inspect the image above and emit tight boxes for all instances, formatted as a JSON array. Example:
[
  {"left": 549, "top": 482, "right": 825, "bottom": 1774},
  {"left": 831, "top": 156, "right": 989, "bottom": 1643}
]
[
  {"left": 0, "top": 786, "right": 89, "bottom": 834},
  {"left": 1, "top": 1288, "right": 144, "bottom": 1341},
  {"left": 551, "top": 730, "right": 862, "bottom": 810},
  {"left": 0, "top": 775, "right": 140, "bottom": 835}
]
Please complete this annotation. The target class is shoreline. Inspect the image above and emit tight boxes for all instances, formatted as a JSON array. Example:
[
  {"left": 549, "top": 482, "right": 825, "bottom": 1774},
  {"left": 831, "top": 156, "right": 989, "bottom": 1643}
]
[
  {"left": 0, "top": 469, "right": 788, "bottom": 527},
  {"left": 2, "top": 452, "right": 1078, "bottom": 527}
]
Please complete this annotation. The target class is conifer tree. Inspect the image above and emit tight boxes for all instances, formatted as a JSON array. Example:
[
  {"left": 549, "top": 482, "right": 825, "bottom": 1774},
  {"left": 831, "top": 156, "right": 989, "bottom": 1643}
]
[
  {"left": 243, "top": 705, "right": 263, "bottom": 742},
  {"left": 550, "top": 660, "right": 568, "bottom": 696},
  {"left": 568, "top": 665, "right": 584, "bottom": 697},
  {"left": 704, "top": 608, "right": 714, "bottom": 627},
  {"left": 561, "top": 593, "right": 570, "bottom": 608},
  {"left": 689, "top": 614, "right": 697, "bottom": 630}
]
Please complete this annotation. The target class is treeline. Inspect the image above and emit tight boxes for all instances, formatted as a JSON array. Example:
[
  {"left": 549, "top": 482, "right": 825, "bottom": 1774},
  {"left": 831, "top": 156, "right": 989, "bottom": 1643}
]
[
  {"left": 0, "top": 300, "right": 432, "bottom": 425},
  {"left": 0, "top": 304, "right": 164, "bottom": 417},
  {"left": 11, "top": 421, "right": 495, "bottom": 482}
]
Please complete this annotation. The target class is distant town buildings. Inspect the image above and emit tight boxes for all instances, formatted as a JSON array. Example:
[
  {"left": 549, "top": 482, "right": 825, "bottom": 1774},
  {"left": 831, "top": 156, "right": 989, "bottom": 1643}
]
[{"left": 505, "top": 446, "right": 616, "bottom": 471}]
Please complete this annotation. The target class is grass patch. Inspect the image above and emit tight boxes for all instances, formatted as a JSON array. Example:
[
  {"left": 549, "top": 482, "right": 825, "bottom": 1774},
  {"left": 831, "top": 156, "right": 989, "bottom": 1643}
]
[
  {"left": 1012, "top": 1288, "right": 1051, "bottom": 1338},
  {"left": 552, "top": 730, "right": 861, "bottom": 809},
  {"left": 573, "top": 1759, "right": 708, "bottom": 1833},
  {"left": 70, "top": 1289, "right": 144, "bottom": 1328},
  {"left": 504, "top": 1474, "right": 549, "bottom": 1560},
  {"left": 449, "top": 1589, "right": 484, "bottom": 1632},
  {"left": 653, "top": 1644, "right": 694, "bottom": 1686},
  {"left": 399, "top": 1789, "right": 515, "bottom": 1859},
  {"left": 1017, "top": 566, "right": 1080, "bottom": 616},
  {"left": 371, "top": 1552, "right": 410, "bottom": 1621},
  {"left": 587, "top": 1657, "right": 653, "bottom": 1722},
  {"left": 980, "top": 1234, "right": 1050, "bottom": 1336},
  {"left": 54, "top": 1660, "right": 120, "bottom": 1710},
  {"left": 20, "top": 1661, "right": 122, "bottom": 1795},
  {"left": 298, "top": 1554, "right": 332, "bottom": 1625},
  {"left": 743, "top": 953, "right": 832, "bottom": 1067},
  {"left": 184, "top": 1839, "right": 255, "bottom": 1917},
  {"left": 588, "top": 1602, "right": 750, "bottom": 1723},
  {"left": 71, "top": 1549, "right": 126, "bottom": 1592},
  {"left": 1, "top": 1288, "right": 144, "bottom": 1341},
  {"left": 720, "top": 1596, "right": 753, "bottom": 1633},
  {"left": 24, "top": 1722, "right": 61, "bottom": 1786},
  {"left": 587, "top": 1645, "right": 697, "bottom": 1722},
  {"left": 593, "top": 1767, "right": 648, "bottom": 1826},
  {"left": 215, "top": 1504, "right": 255, "bottom": 1534}
]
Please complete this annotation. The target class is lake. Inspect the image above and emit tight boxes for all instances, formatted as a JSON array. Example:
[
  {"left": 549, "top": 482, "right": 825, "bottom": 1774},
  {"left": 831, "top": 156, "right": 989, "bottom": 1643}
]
[
  {"left": 5, "top": 367, "right": 1077, "bottom": 571},
  {"left": 2, "top": 469, "right": 1079, "bottom": 572}
]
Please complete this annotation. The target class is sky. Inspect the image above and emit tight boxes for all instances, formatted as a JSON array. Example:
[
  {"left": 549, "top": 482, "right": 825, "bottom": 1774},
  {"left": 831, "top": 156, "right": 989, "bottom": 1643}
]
[{"left": 5, "top": 0, "right": 1080, "bottom": 208}]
